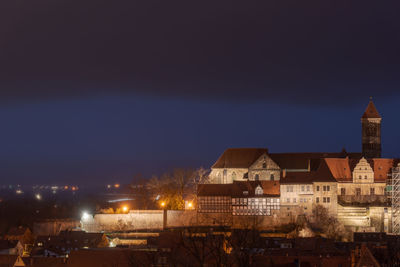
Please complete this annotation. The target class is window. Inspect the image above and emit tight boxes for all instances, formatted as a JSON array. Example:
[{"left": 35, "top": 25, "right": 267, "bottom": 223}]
[
  {"left": 255, "top": 186, "right": 263, "bottom": 195},
  {"left": 370, "top": 188, "right": 375, "bottom": 195},
  {"left": 293, "top": 198, "right": 296, "bottom": 203},
  {"left": 327, "top": 197, "right": 330, "bottom": 203},
  {"left": 323, "top": 186, "right": 326, "bottom": 191},
  {"left": 300, "top": 198, "right": 303, "bottom": 203},
  {"left": 262, "top": 162, "right": 267, "bottom": 168},
  {"left": 341, "top": 188, "right": 346, "bottom": 195},
  {"left": 301, "top": 186, "right": 305, "bottom": 192},
  {"left": 356, "top": 188, "right": 361, "bottom": 196},
  {"left": 306, "top": 185, "right": 310, "bottom": 191},
  {"left": 327, "top": 186, "right": 330, "bottom": 191},
  {"left": 255, "top": 174, "right": 259, "bottom": 181},
  {"left": 316, "top": 197, "right": 319, "bottom": 203},
  {"left": 323, "top": 197, "right": 327, "bottom": 203},
  {"left": 316, "top": 186, "right": 320, "bottom": 191},
  {"left": 287, "top": 198, "right": 290, "bottom": 203},
  {"left": 359, "top": 175, "right": 362, "bottom": 179},
  {"left": 286, "top": 187, "right": 290, "bottom": 193},
  {"left": 364, "top": 175, "right": 367, "bottom": 179},
  {"left": 270, "top": 174, "right": 274, "bottom": 181},
  {"left": 217, "top": 172, "right": 222, "bottom": 183},
  {"left": 232, "top": 172, "right": 237, "bottom": 180}
]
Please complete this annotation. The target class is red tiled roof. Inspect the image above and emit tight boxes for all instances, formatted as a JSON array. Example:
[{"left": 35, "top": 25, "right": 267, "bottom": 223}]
[
  {"left": 211, "top": 148, "right": 268, "bottom": 168},
  {"left": 324, "top": 158, "right": 352, "bottom": 182},
  {"left": 325, "top": 157, "right": 396, "bottom": 182},
  {"left": 373, "top": 158, "right": 393, "bottom": 182},
  {"left": 362, "top": 100, "right": 381, "bottom": 119}
]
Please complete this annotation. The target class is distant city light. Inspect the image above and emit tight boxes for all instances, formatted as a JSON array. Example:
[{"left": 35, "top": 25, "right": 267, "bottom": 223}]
[
  {"left": 107, "top": 185, "right": 111, "bottom": 189},
  {"left": 114, "top": 184, "right": 120, "bottom": 188},
  {"left": 35, "top": 194, "right": 42, "bottom": 200},
  {"left": 64, "top": 186, "right": 69, "bottom": 190},
  {"left": 15, "top": 189, "right": 23, "bottom": 195},
  {"left": 160, "top": 202, "right": 166, "bottom": 208},
  {"left": 122, "top": 206, "right": 128, "bottom": 212}
]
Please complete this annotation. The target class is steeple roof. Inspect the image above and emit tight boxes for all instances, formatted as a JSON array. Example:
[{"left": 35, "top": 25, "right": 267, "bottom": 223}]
[{"left": 362, "top": 100, "right": 381, "bottom": 119}]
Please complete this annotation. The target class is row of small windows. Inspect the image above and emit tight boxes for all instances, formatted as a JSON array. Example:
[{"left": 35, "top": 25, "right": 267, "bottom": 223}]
[
  {"left": 340, "top": 188, "right": 376, "bottom": 195},
  {"left": 286, "top": 185, "right": 330, "bottom": 192},
  {"left": 285, "top": 198, "right": 310, "bottom": 203},
  {"left": 217, "top": 171, "right": 275, "bottom": 182},
  {"left": 284, "top": 197, "right": 331, "bottom": 204},
  {"left": 316, "top": 197, "right": 330, "bottom": 203},
  {"left": 232, "top": 198, "right": 279, "bottom": 205},
  {"left": 316, "top": 185, "right": 330, "bottom": 192}
]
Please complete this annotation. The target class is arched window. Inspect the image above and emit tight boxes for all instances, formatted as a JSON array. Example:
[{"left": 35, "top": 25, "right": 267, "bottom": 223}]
[
  {"left": 255, "top": 174, "right": 259, "bottom": 181},
  {"left": 270, "top": 174, "right": 275, "bottom": 181},
  {"left": 232, "top": 172, "right": 237, "bottom": 181}
]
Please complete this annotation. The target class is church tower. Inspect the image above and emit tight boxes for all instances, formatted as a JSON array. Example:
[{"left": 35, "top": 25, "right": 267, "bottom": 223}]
[{"left": 361, "top": 99, "right": 382, "bottom": 158}]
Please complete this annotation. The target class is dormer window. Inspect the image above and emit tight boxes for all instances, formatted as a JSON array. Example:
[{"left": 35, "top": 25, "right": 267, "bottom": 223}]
[
  {"left": 262, "top": 163, "right": 267, "bottom": 168},
  {"left": 255, "top": 186, "right": 263, "bottom": 195}
]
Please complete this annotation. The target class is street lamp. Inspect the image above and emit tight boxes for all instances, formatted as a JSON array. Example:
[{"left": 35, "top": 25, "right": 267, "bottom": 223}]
[{"left": 122, "top": 206, "right": 128, "bottom": 213}]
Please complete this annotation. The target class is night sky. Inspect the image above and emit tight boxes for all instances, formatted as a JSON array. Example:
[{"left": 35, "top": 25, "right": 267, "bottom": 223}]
[{"left": 0, "top": 1, "right": 399, "bottom": 185}]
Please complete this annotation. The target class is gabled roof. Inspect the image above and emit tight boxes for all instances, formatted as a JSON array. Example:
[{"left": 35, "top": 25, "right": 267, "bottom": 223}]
[
  {"left": 325, "top": 157, "right": 397, "bottom": 182},
  {"left": 212, "top": 148, "right": 268, "bottom": 168},
  {"left": 362, "top": 100, "right": 381, "bottom": 119}
]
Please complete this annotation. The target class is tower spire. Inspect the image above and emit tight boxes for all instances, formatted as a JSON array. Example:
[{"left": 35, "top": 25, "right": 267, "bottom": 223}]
[{"left": 361, "top": 99, "right": 382, "bottom": 158}]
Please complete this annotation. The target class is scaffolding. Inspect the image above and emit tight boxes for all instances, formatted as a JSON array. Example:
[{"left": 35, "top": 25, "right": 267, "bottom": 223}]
[{"left": 391, "top": 163, "right": 400, "bottom": 234}]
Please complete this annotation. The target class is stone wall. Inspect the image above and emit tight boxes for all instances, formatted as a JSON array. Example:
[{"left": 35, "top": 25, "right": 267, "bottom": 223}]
[
  {"left": 337, "top": 205, "right": 391, "bottom": 233},
  {"left": 87, "top": 210, "right": 164, "bottom": 232}
]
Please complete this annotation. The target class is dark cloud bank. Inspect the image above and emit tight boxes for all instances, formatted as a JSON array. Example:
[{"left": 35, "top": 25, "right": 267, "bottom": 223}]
[{"left": 0, "top": 0, "right": 399, "bottom": 105}]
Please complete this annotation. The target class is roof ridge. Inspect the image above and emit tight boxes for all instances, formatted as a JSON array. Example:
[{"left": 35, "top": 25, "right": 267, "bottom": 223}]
[{"left": 362, "top": 100, "right": 381, "bottom": 119}]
